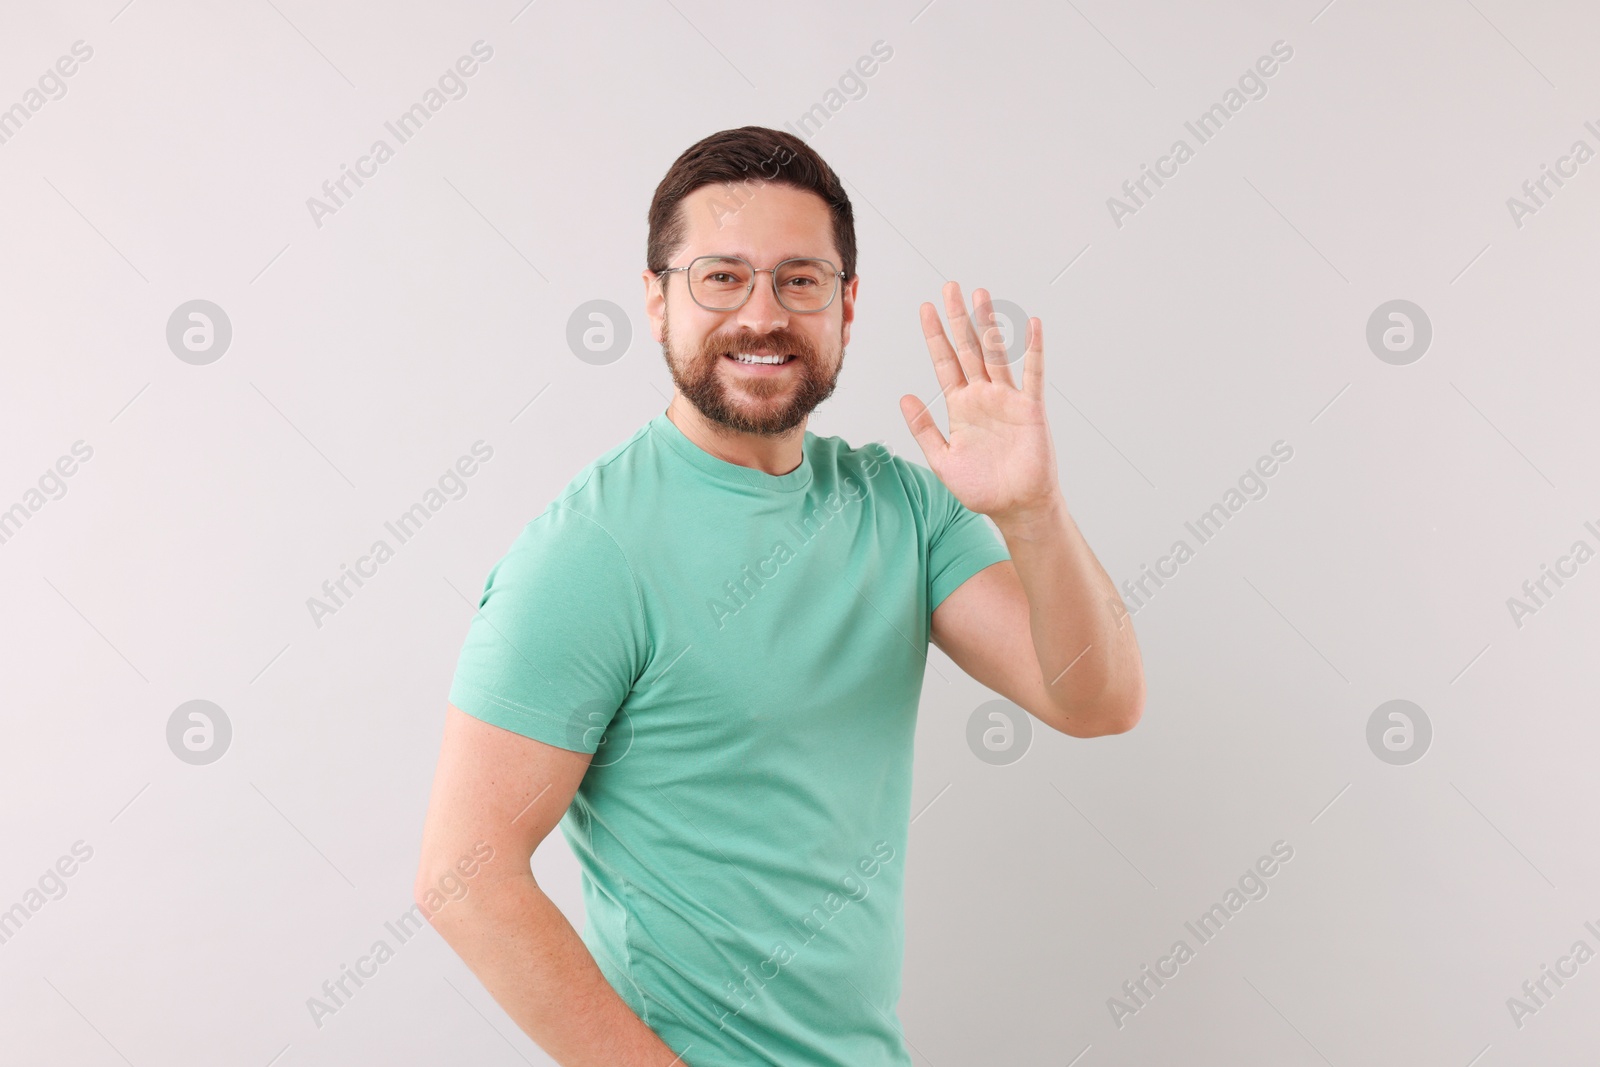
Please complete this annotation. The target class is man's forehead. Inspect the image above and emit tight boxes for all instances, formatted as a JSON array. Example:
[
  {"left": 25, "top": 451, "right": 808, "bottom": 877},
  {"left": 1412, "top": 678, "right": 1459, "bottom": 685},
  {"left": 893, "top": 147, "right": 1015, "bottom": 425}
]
[{"left": 676, "top": 182, "right": 837, "bottom": 259}]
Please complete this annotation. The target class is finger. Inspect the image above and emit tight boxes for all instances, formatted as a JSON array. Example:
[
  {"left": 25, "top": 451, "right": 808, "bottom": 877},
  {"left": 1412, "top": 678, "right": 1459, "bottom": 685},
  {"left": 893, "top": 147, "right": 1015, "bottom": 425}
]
[
  {"left": 899, "top": 392, "right": 948, "bottom": 462},
  {"left": 919, "top": 300, "right": 967, "bottom": 396},
  {"left": 1021, "top": 316, "right": 1044, "bottom": 401},
  {"left": 973, "top": 288, "right": 1017, "bottom": 390},
  {"left": 941, "top": 281, "right": 990, "bottom": 384}
]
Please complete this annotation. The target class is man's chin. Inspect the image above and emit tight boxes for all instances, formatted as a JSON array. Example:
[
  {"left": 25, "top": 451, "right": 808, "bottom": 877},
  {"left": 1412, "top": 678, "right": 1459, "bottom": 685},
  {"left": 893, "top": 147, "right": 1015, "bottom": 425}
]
[{"left": 699, "top": 391, "right": 810, "bottom": 436}]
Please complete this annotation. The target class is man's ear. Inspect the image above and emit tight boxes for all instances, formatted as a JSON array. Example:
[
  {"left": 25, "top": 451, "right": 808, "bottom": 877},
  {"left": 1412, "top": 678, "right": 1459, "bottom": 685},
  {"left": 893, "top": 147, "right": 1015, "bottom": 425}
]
[
  {"left": 839, "top": 274, "right": 860, "bottom": 350},
  {"left": 642, "top": 269, "right": 666, "bottom": 343}
]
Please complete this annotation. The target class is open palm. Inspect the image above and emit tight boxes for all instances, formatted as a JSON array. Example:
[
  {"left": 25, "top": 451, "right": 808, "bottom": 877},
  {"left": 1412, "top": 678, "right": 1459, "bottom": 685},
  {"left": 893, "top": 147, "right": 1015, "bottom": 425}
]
[{"left": 898, "top": 282, "right": 1059, "bottom": 525}]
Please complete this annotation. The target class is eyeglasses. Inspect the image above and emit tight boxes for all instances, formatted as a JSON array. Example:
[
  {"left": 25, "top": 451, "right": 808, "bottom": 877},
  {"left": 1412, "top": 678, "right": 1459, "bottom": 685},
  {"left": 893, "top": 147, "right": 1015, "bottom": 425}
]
[{"left": 655, "top": 255, "right": 845, "bottom": 313}]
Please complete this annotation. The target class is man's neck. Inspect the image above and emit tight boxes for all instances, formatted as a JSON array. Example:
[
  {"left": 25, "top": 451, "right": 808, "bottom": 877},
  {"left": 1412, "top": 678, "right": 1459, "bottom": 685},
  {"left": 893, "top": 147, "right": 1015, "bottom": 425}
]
[{"left": 665, "top": 397, "right": 806, "bottom": 477}]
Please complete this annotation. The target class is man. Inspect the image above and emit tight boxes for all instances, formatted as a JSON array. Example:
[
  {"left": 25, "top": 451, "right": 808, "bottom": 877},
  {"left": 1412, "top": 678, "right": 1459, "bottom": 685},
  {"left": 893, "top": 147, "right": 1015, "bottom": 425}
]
[{"left": 415, "top": 126, "right": 1144, "bottom": 1065}]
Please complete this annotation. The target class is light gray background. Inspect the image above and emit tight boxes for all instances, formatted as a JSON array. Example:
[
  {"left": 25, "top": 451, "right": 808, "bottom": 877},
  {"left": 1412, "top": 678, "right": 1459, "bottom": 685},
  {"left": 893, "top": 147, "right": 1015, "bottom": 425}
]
[{"left": 2, "top": 0, "right": 1597, "bottom": 1063}]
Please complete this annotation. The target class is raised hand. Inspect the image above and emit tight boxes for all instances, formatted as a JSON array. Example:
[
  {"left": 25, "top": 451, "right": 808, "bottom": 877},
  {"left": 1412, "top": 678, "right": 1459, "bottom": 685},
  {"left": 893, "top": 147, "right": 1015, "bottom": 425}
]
[{"left": 898, "top": 281, "right": 1060, "bottom": 527}]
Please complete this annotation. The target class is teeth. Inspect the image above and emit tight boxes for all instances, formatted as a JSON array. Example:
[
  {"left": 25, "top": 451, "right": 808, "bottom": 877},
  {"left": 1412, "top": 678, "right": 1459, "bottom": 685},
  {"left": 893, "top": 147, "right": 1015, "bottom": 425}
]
[{"left": 732, "top": 353, "right": 789, "bottom": 364}]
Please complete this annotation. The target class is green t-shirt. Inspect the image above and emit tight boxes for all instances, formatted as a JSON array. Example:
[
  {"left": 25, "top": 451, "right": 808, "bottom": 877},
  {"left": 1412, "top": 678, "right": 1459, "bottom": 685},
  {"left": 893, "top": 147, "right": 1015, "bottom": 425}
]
[{"left": 447, "top": 410, "right": 1010, "bottom": 1066}]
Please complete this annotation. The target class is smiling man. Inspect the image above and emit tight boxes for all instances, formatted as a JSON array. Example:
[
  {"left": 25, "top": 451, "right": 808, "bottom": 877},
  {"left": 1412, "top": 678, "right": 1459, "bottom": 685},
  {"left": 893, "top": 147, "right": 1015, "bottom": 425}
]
[{"left": 415, "top": 126, "right": 1145, "bottom": 1066}]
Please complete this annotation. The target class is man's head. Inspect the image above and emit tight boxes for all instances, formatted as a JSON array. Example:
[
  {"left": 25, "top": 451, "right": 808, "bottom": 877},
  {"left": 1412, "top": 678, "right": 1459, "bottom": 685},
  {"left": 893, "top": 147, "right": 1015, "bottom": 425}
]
[{"left": 643, "top": 127, "right": 859, "bottom": 437}]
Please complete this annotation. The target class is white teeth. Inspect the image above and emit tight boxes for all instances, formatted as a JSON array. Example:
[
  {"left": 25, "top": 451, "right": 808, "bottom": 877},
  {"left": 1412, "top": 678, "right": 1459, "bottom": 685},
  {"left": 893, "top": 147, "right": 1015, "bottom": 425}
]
[{"left": 732, "top": 353, "right": 789, "bottom": 364}]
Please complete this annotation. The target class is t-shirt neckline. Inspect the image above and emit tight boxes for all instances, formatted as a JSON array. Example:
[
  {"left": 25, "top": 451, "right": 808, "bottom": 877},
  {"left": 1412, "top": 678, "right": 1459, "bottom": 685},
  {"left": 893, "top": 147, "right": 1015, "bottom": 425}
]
[{"left": 650, "top": 410, "right": 814, "bottom": 494}]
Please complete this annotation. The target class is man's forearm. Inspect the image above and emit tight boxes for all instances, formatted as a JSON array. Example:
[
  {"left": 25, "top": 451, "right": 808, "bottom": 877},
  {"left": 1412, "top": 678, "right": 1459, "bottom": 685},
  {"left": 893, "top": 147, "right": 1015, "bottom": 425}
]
[
  {"left": 426, "top": 873, "right": 689, "bottom": 1066},
  {"left": 994, "top": 489, "right": 1145, "bottom": 733}
]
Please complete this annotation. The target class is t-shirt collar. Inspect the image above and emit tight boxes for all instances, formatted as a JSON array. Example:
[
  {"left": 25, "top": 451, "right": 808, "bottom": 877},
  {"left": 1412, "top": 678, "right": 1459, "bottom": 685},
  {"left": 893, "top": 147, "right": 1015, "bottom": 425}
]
[{"left": 649, "top": 410, "right": 814, "bottom": 494}]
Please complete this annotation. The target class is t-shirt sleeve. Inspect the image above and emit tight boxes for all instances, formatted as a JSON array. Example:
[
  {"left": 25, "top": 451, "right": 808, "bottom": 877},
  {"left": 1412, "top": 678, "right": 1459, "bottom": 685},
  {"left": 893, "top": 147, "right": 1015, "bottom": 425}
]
[
  {"left": 895, "top": 456, "right": 1013, "bottom": 614},
  {"left": 446, "top": 505, "right": 650, "bottom": 753}
]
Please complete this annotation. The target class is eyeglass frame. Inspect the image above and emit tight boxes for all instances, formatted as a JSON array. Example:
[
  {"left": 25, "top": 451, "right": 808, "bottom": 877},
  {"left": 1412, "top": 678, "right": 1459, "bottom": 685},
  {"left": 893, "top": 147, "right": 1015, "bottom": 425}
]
[{"left": 653, "top": 254, "right": 848, "bottom": 314}]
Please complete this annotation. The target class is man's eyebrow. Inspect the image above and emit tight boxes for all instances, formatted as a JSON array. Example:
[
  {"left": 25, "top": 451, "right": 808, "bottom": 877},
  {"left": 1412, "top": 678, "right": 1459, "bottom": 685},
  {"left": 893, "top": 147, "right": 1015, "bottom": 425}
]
[{"left": 693, "top": 251, "right": 833, "bottom": 262}]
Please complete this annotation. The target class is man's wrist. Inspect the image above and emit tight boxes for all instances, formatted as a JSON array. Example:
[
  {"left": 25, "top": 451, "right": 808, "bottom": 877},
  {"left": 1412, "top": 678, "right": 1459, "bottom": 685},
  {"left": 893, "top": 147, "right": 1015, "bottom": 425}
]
[{"left": 991, "top": 489, "right": 1070, "bottom": 542}]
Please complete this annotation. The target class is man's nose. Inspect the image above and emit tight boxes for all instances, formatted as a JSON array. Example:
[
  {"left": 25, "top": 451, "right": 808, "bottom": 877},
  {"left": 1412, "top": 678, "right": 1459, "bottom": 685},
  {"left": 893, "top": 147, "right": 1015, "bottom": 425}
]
[{"left": 734, "top": 273, "right": 790, "bottom": 333}]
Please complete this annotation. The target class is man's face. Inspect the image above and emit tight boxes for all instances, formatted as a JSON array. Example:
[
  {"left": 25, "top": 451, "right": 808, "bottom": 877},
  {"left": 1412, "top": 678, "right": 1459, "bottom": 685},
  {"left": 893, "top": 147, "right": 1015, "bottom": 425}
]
[{"left": 644, "top": 182, "right": 858, "bottom": 437}]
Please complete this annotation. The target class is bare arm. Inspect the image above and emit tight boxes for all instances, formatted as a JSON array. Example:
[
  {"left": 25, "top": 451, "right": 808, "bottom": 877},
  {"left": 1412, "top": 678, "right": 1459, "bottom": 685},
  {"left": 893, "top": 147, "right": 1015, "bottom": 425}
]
[
  {"left": 415, "top": 703, "right": 691, "bottom": 1066},
  {"left": 906, "top": 282, "right": 1144, "bottom": 738},
  {"left": 932, "top": 519, "right": 1144, "bottom": 738}
]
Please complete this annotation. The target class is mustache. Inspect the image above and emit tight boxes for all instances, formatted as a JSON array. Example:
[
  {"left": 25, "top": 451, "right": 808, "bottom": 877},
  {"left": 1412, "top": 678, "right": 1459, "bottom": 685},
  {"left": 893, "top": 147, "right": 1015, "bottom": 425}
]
[{"left": 703, "top": 329, "right": 819, "bottom": 360}]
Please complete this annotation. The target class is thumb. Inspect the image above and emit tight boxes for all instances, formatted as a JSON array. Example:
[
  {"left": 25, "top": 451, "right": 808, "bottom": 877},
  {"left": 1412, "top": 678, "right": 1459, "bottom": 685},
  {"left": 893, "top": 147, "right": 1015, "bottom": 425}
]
[{"left": 899, "top": 394, "right": 947, "bottom": 462}]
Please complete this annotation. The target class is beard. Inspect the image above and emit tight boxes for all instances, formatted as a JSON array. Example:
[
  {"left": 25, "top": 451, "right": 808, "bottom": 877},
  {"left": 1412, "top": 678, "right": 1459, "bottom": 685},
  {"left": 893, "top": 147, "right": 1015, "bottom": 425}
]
[{"left": 661, "top": 310, "right": 844, "bottom": 438}]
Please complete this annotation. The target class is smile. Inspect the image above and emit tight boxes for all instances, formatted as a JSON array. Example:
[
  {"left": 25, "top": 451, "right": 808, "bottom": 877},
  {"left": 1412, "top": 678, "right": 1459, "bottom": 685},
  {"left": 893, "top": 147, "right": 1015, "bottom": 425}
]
[{"left": 727, "top": 353, "right": 795, "bottom": 365}]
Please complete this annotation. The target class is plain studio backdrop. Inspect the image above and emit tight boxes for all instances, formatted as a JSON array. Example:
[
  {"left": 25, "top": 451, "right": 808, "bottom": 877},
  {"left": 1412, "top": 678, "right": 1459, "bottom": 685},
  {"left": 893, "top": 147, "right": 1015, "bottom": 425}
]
[{"left": 2, "top": 0, "right": 1598, "bottom": 1063}]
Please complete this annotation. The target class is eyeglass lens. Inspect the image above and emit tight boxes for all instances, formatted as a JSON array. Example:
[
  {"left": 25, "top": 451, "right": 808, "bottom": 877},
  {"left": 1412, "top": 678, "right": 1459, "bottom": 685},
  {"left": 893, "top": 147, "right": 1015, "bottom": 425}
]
[{"left": 687, "top": 256, "right": 837, "bottom": 312}]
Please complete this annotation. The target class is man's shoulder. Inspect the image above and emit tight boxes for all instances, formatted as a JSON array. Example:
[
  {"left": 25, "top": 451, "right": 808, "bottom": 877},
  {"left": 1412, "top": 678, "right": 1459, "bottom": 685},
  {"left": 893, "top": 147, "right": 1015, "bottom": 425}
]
[
  {"left": 808, "top": 429, "right": 907, "bottom": 478},
  {"left": 548, "top": 418, "right": 658, "bottom": 511},
  {"left": 810, "top": 431, "right": 936, "bottom": 506},
  {"left": 498, "top": 418, "right": 662, "bottom": 569}
]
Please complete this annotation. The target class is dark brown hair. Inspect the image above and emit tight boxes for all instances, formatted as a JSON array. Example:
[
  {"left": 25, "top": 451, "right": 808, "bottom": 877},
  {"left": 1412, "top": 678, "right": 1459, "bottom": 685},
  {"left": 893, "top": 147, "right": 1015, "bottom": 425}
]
[{"left": 646, "top": 126, "right": 857, "bottom": 281}]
